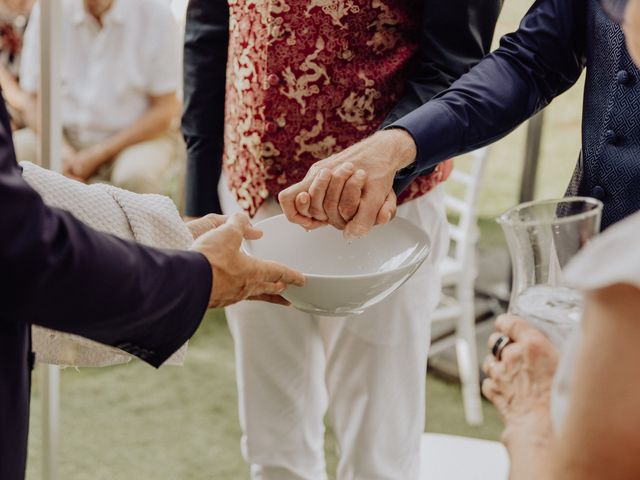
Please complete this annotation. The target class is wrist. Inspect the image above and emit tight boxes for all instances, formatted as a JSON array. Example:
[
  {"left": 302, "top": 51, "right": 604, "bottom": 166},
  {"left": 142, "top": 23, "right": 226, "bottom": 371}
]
[
  {"left": 501, "top": 411, "right": 554, "bottom": 449},
  {"left": 383, "top": 128, "right": 417, "bottom": 171}
]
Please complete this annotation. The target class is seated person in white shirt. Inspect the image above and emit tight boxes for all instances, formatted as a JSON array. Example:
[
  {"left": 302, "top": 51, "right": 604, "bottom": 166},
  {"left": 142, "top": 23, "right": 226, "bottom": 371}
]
[{"left": 14, "top": 0, "right": 181, "bottom": 194}]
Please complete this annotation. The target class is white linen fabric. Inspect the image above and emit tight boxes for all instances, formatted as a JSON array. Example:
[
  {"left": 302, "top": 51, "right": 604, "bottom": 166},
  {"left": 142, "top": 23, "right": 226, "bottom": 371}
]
[
  {"left": 21, "top": 162, "right": 194, "bottom": 367},
  {"left": 219, "top": 177, "right": 448, "bottom": 480},
  {"left": 20, "top": 0, "right": 180, "bottom": 145},
  {"left": 551, "top": 211, "right": 640, "bottom": 431}
]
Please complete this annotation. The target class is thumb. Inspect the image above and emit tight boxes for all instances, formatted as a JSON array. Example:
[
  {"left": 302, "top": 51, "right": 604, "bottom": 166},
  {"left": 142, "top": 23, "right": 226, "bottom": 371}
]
[{"left": 214, "top": 212, "right": 251, "bottom": 248}]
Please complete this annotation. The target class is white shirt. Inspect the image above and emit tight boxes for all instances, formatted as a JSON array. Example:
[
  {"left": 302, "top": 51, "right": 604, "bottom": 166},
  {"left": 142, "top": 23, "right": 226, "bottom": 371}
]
[
  {"left": 551, "top": 210, "right": 640, "bottom": 431},
  {"left": 20, "top": 0, "right": 180, "bottom": 144}
]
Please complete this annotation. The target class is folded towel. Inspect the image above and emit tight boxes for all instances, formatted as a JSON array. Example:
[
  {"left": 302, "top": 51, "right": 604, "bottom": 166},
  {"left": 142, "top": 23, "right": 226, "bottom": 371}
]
[{"left": 21, "top": 162, "right": 194, "bottom": 367}]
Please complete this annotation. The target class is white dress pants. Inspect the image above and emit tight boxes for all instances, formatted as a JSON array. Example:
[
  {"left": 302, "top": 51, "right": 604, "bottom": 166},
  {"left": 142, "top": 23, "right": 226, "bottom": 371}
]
[{"left": 219, "top": 178, "right": 448, "bottom": 480}]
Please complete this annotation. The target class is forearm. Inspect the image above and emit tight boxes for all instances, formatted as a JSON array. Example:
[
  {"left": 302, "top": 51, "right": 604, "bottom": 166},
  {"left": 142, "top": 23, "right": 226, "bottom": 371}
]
[
  {"left": 100, "top": 96, "right": 180, "bottom": 161},
  {"left": 0, "top": 66, "right": 27, "bottom": 112},
  {"left": 391, "top": 0, "right": 586, "bottom": 177},
  {"left": 1, "top": 161, "right": 211, "bottom": 367},
  {"left": 503, "top": 415, "right": 555, "bottom": 480}
]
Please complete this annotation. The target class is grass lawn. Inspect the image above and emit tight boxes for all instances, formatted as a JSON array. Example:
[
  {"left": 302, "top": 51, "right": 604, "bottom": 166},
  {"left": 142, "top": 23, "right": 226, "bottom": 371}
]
[
  {"left": 27, "top": 312, "right": 504, "bottom": 480},
  {"left": 26, "top": 0, "right": 589, "bottom": 477}
]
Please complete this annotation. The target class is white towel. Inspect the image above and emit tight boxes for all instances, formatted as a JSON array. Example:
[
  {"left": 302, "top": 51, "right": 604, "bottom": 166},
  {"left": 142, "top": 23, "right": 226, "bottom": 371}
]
[{"left": 21, "top": 162, "right": 194, "bottom": 367}]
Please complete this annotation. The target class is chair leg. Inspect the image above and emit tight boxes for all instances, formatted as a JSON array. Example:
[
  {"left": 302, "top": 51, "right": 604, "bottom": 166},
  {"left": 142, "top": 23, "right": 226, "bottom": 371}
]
[{"left": 455, "top": 281, "right": 484, "bottom": 426}]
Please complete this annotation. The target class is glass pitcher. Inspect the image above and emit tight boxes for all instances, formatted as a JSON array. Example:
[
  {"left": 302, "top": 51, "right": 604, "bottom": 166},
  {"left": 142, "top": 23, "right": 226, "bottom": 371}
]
[{"left": 497, "top": 197, "right": 603, "bottom": 348}]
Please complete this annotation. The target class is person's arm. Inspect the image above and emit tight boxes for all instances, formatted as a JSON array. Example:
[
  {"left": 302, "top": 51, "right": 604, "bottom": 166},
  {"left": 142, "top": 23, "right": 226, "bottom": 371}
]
[
  {"left": 182, "top": 0, "right": 229, "bottom": 217},
  {"left": 280, "top": 0, "right": 587, "bottom": 237},
  {"left": 552, "top": 284, "right": 640, "bottom": 479},
  {"left": 0, "top": 64, "right": 28, "bottom": 114},
  {"left": 63, "top": 92, "right": 180, "bottom": 180},
  {"left": 0, "top": 99, "right": 304, "bottom": 366},
  {"left": 392, "top": 0, "right": 587, "bottom": 186},
  {"left": 382, "top": 0, "right": 502, "bottom": 128},
  {"left": 0, "top": 131, "right": 211, "bottom": 367}
]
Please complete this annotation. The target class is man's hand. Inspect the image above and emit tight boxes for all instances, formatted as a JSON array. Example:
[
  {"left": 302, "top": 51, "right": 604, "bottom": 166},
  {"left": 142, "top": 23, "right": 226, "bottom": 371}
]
[
  {"left": 191, "top": 212, "right": 305, "bottom": 308},
  {"left": 278, "top": 129, "right": 416, "bottom": 239},
  {"left": 63, "top": 143, "right": 110, "bottom": 182},
  {"left": 186, "top": 214, "right": 229, "bottom": 239}
]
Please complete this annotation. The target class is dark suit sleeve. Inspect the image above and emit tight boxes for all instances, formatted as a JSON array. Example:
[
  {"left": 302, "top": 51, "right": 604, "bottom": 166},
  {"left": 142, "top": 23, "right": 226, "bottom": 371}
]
[
  {"left": 383, "top": 0, "right": 502, "bottom": 127},
  {"left": 0, "top": 106, "right": 212, "bottom": 368},
  {"left": 182, "top": 0, "right": 229, "bottom": 217},
  {"left": 391, "top": 0, "right": 587, "bottom": 188}
]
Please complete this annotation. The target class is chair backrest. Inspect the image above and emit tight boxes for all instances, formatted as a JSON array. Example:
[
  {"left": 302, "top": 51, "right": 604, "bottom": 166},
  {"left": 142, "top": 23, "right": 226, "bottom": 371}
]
[{"left": 443, "top": 148, "right": 489, "bottom": 268}]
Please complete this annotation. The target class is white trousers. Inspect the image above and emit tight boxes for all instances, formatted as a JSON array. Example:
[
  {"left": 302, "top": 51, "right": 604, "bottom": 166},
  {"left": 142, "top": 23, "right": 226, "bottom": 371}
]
[{"left": 219, "top": 179, "right": 448, "bottom": 480}]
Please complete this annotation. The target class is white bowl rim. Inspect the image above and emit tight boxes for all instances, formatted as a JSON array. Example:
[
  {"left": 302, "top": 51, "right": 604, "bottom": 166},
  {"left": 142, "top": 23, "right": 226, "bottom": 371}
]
[{"left": 244, "top": 214, "right": 432, "bottom": 281}]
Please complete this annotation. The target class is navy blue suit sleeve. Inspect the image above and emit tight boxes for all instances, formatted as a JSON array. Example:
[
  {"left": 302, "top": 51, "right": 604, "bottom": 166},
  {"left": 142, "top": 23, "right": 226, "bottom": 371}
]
[
  {"left": 0, "top": 104, "right": 212, "bottom": 368},
  {"left": 182, "top": 0, "right": 229, "bottom": 217},
  {"left": 391, "top": 0, "right": 587, "bottom": 183}
]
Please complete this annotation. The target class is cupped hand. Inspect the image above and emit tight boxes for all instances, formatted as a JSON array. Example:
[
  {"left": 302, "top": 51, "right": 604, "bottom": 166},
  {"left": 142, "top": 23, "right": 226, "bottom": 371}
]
[
  {"left": 63, "top": 144, "right": 109, "bottom": 182},
  {"left": 278, "top": 129, "right": 415, "bottom": 238},
  {"left": 191, "top": 212, "right": 305, "bottom": 308},
  {"left": 481, "top": 315, "right": 559, "bottom": 436}
]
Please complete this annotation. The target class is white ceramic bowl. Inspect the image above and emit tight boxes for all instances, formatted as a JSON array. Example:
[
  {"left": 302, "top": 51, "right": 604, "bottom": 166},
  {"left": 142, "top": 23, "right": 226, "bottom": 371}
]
[{"left": 243, "top": 214, "right": 431, "bottom": 316}]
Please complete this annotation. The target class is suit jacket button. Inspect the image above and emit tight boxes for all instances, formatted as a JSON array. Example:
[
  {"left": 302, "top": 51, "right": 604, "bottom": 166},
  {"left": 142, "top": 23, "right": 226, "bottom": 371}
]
[
  {"left": 591, "top": 185, "right": 605, "bottom": 200},
  {"left": 604, "top": 129, "right": 618, "bottom": 144},
  {"left": 617, "top": 70, "right": 630, "bottom": 85}
]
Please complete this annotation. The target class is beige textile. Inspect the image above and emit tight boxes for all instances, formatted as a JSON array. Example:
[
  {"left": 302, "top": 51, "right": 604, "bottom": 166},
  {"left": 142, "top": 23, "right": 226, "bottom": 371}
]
[{"left": 21, "top": 161, "right": 194, "bottom": 367}]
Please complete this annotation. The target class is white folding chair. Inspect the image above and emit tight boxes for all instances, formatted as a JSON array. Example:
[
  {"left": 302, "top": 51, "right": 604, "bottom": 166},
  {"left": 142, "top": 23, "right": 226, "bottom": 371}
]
[{"left": 430, "top": 148, "right": 489, "bottom": 425}]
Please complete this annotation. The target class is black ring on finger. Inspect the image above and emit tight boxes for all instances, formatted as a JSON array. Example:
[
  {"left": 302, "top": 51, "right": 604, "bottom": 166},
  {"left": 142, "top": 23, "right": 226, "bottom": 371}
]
[{"left": 491, "top": 334, "right": 512, "bottom": 361}]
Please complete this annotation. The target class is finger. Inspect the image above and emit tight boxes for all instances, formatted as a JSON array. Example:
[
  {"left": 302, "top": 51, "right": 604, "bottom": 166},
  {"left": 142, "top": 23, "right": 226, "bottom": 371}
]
[
  {"left": 308, "top": 168, "right": 332, "bottom": 221},
  {"left": 218, "top": 212, "right": 252, "bottom": 247},
  {"left": 487, "top": 332, "right": 504, "bottom": 351},
  {"left": 376, "top": 190, "right": 397, "bottom": 225},
  {"left": 344, "top": 190, "right": 387, "bottom": 240},
  {"left": 248, "top": 294, "right": 291, "bottom": 306},
  {"left": 295, "top": 192, "right": 312, "bottom": 218},
  {"left": 496, "top": 314, "right": 533, "bottom": 342},
  {"left": 337, "top": 168, "right": 366, "bottom": 223},
  {"left": 279, "top": 181, "right": 313, "bottom": 225},
  {"left": 481, "top": 378, "right": 499, "bottom": 402},
  {"left": 255, "top": 259, "right": 306, "bottom": 287},
  {"left": 482, "top": 355, "right": 495, "bottom": 376},
  {"left": 187, "top": 214, "right": 229, "bottom": 239},
  {"left": 322, "top": 163, "right": 355, "bottom": 228},
  {"left": 250, "top": 281, "right": 288, "bottom": 297}
]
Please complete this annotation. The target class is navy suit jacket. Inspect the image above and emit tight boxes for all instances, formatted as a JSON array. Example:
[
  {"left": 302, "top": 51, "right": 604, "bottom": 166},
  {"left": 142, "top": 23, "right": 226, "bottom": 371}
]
[
  {"left": 392, "top": 0, "right": 640, "bottom": 228},
  {"left": 0, "top": 99, "right": 212, "bottom": 479}
]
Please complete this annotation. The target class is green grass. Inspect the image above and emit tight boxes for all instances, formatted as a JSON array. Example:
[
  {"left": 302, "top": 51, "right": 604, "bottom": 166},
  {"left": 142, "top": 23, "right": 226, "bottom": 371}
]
[{"left": 27, "top": 312, "right": 503, "bottom": 480}]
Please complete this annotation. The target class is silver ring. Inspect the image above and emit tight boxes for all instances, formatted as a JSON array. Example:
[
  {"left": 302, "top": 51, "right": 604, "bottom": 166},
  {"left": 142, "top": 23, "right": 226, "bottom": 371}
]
[{"left": 492, "top": 335, "right": 512, "bottom": 361}]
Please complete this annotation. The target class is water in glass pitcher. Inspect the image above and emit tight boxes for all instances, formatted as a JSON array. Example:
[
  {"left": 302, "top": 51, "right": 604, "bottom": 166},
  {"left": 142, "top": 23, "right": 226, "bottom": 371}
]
[{"left": 512, "top": 285, "right": 584, "bottom": 348}]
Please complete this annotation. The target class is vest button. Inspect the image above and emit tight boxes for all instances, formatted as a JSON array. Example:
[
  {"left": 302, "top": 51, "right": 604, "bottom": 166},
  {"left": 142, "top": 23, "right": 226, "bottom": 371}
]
[
  {"left": 604, "top": 129, "right": 618, "bottom": 144},
  {"left": 267, "top": 74, "right": 280, "bottom": 86},
  {"left": 265, "top": 121, "right": 277, "bottom": 133},
  {"left": 617, "top": 70, "right": 630, "bottom": 85},
  {"left": 591, "top": 185, "right": 606, "bottom": 200}
]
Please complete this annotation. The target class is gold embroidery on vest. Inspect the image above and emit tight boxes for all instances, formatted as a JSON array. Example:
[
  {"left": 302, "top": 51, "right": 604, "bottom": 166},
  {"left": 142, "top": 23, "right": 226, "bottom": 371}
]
[
  {"left": 337, "top": 72, "right": 381, "bottom": 130},
  {"left": 305, "top": 0, "right": 360, "bottom": 28},
  {"left": 367, "top": 0, "right": 402, "bottom": 53},
  {"left": 295, "top": 112, "right": 338, "bottom": 160},
  {"left": 280, "top": 37, "right": 330, "bottom": 113}
]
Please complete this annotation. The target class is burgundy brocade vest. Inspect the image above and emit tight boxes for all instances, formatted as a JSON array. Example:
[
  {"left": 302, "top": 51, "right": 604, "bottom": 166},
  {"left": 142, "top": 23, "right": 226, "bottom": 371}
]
[{"left": 223, "top": 0, "right": 452, "bottom": 215}]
